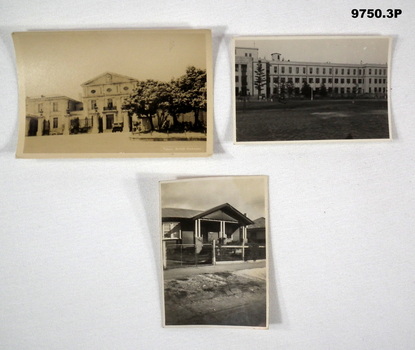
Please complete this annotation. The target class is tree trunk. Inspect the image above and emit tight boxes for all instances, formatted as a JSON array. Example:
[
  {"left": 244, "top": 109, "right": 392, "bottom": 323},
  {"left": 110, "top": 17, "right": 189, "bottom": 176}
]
[
  {"left": 148, "top": 115, "right": 155, "bottom": 131},
  {"left": 193, "top": 109, "right": 200, "bottom": 127}
]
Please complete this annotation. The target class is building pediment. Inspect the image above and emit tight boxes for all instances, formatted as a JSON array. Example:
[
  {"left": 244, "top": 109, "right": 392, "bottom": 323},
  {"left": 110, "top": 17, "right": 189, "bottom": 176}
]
[{"left": 81, "top": 72, "right": 138, "bottom": 87}]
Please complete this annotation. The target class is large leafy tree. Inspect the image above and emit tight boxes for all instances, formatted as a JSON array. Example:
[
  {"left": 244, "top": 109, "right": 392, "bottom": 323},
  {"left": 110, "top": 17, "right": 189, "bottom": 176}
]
[
  {"left": 254, "top": 62, "right": 266, "bottom": 99},
  {"left": 124, "top": 79, "right": 162, "bottom": 131},
  {"left": 177, "top": 66, "right": 206, "bottom": 128},
  {"left": 301, "top": 80, "right": 312, "bottom": 99},
  {"left": 124, "top": 66, "right": 207, "bottom": 132}
]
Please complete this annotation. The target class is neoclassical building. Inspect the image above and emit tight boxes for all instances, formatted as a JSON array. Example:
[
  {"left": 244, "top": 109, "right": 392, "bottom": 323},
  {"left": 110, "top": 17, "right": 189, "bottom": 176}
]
[
  {"left": 25, "top": 72, "right": 138, "bottom": 136},
  {"left": 235, "top": 47, "right": 388, "bottom": 98}
]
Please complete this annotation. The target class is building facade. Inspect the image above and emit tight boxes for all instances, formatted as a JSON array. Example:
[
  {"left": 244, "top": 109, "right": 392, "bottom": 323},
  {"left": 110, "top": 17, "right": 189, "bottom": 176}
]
[
  {"left": 235, "top": 47, "right": 388, "bottom": 99},
  {"left": 25, "top": 72, "right": 138, "bottom": 136}
]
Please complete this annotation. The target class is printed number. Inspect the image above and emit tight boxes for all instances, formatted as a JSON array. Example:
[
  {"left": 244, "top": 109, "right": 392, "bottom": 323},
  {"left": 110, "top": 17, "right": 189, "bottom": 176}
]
[{"left": 351, "top": 8, "right": 402, "bottom": 18}]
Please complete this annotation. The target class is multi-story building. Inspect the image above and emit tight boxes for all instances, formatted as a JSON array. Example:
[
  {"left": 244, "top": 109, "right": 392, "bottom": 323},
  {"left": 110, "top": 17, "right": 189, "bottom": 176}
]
[
  {"left": 81, "top": 72, "right": 138, "bottom": 133},
  {"left": 25, "top": 72, "right": 138, "bottom": 136},
  {"left": 25, "top": 95, "right": 83, "bottom": 136},
  {"left": 235, "top": 47, "right": 388, "bottom": 99}
]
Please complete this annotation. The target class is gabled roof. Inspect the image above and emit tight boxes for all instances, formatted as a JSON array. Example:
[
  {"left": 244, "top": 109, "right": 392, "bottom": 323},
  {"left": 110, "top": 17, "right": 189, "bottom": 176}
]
[
  {"left": 162, "top": 208, "right": 202, "bottom": 219},
  {"left": 81, "top": 72, "right": 138, "bottom": 86},
  {"left": 248, "top": 217, "right": 266, "bottom": 229},
  {"left": 162, "top": 203, "right": 254, "bottom": 225}
]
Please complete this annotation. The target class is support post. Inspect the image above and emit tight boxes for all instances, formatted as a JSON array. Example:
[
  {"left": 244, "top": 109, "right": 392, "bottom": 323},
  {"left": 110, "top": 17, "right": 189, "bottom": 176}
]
[
  {"left": 212, "top": 239, "right": 216, "bottom": 265},
  {"left": 162, "top": 241, "right": 167, "bottom": 269},
  {"left": 36, "top": 118, "right": 44, "bottom": 136}
]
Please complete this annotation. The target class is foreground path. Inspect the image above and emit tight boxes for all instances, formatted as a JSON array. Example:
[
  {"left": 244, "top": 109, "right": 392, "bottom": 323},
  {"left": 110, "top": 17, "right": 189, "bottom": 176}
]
[{"left": 164, "top": 260, "right": 266, "bottom": 281}]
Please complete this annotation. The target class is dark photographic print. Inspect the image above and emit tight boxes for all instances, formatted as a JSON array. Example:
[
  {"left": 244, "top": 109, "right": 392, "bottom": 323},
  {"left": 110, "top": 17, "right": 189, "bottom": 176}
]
[
  {"left": 234, "top": 36, "right": 391, "bottom": 143},
  {"left": 13, "top": 30, "right": 213, "bottom": 157},
  {"left": 160, "top": 176, "right": 269, "bottom": 328}
]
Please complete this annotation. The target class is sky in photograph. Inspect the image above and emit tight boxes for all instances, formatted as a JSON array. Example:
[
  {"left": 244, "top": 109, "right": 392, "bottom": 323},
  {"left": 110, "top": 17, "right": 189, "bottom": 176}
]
[
  {"left": 161, "top": 177, "right": 267, "bottom": 221},
  {"left": 14, "top": 30, "right": 209, "bottom": 100},
  {"left": 236, "top": 36, "right": 390, "bottom": 65}
]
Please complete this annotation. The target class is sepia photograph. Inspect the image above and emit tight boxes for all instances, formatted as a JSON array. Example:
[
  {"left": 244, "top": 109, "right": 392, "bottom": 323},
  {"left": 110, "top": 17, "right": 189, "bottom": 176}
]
[
  {"left": 234, "top": 36, "right": 392, "bottom": 143},
  {"left": 14, "top": 29, "right": 213, "bottom": 157},
  {"left": 160, "top": 176, "right": 269, "bottom": 328}
]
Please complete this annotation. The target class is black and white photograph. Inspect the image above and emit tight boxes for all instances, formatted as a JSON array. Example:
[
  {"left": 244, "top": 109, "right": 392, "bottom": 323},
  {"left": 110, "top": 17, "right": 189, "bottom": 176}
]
[
  {"left": 160, "top": 176, "right": 269, "bottom": 328},
  {"left": 14, "top": 29, "right": 213, "bottom": 157},
  {"left": 234, "top": 36, "right": 391, "bottom": 143}
]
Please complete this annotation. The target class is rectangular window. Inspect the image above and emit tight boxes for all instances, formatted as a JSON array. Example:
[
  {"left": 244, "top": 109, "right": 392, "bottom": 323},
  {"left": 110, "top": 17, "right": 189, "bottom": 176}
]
[
  {"left": 384, "top": 69, "right": 386, "bottom": 75},
  {"left": 281, "top": 77, "right": 286, "bottom": 83},
  {"left": 52, "top": 102, "right": 58, "bottom": 112},
  {"left": 347, "top": 69, "right": 350, "bottom": 75},
  {"left": 328, "top": 78, "right": 332, "bottom": 83},
  {"left": 374, "top": 78, "right": 377, "bottom": 84},
  {"left": 316, "top": 78, "right": 320, "bottom": 83},
  {"left": 274, "top": 66, "right": 278, "bottom": 73},
  {"left": 289, "top": 67, "right": 292, "bottom": 74},
  {"left": 352, "top": 79, "right": 356, "bottom": 84},
  {"left": 309, "top": 67, "right": 313, "bottom": 74},
  {"left": 322, "top": 78, "right": 326, "bottom": 84},
  {"left": 273, "top": 77, "right": 278, "bottom": 83},
  {"left": 353, "top": 69, "right": 356, "bottom": 75},
  {"left": 235, "top": 64, "right": 239, "bottom": 72},
  {"left": 296, "top": 67, "right": 299, "bottom": 74},
  {"left": 346, "top": 79, "right": 350, "bottom": 84},
  {"left": 334, "top": 78, "right": 338, "bottom": 83},
  {"left": 341, "top": 78, "right": 344, "bottom": 84},
  {"left": 369, "top": 69, "right": 372, "bottom": 75},
  {"left": 329, "top": 68, "right": 332, "bottom": 74},
  {"left": 53, "top": 117, "right": 58, "bottom": 128},
  {"left": 323, "top": 68, "right": 326, "bottom": 74},
  {"left": 383, "top": 79, "right": 386, "bottom": 84},
  {"left": 309, "top": 78, "right": 313, "bottom": 83},
  {"left": 375, "top": 69, "right": 377, "bottom": 75},
  {"left": 316, "top": 68, "right": 319, "bottom": 74},
  {"left": 281, "top": 67, "right": 285, "bottom": 74},
  {"left": 358, "top": 69, "right": 362, "bottom": 75},
  {"left": 295, "top": 78, "right": 300, "bottom": 83},
  {"left": 91, "top": 100, "right": 97, "bottom": 109},
  {"left": 369, "top": 78, "right": 372, "bottom": 84},
  {"left": 341, "top": 69, "right": 344, "bottom": 75},
  {"left": 335, "top": 68, "right": 338, "bottom": 75},
  {"left": 358, "top": 79, "right": 362, "bottom": 84},
  {"left": 235, "top": 76, "right": 239, "bottom": 83},
  {"left": 303, "top": 67, "right": 306, "bottom": 74}
]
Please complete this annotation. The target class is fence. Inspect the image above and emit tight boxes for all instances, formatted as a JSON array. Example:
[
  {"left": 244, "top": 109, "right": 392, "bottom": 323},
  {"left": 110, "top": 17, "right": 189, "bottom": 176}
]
[
  {"left": 164, "top": 243, "right": 213, "bottom": 269},
  {"left": 163, "top": 241, "right": 266, "bottom": 269}
]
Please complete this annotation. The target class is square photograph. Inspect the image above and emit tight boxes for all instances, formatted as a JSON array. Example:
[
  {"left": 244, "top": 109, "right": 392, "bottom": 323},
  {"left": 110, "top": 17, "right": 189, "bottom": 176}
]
[
  {"left": 160, "top": 176, "right": 269, "bottom": 328},
  {"left": 14, "top": 29, "right": 213, "bottom": 157},
  {"left": 234, "top": 36, "right": 392, "bottom": 143}
]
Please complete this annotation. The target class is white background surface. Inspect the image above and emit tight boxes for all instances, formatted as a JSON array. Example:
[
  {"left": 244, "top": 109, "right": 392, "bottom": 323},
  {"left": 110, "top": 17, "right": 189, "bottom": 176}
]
[{"left": 1, "top": 1, "right": 414, "bottom": 349}]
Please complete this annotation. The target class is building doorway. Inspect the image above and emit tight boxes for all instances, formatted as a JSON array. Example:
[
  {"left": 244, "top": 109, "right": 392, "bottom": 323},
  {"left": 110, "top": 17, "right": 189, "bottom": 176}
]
[
  {"left": 106, "top": 114, "right": 114, "bottom": 130},
  {"left": 28, "top": 118, "right": 38, "bottom": 136}
]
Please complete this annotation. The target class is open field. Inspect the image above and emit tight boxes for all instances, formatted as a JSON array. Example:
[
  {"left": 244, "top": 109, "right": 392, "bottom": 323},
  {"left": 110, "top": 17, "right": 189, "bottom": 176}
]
[
  {"left": 164, "top": 262, "right": 266, "bottom": 327},
  {"left": 236, "top": 99, "right": 389, "bottom": 142},
  {"left": 164, "top": 269, "right": 266, "bottom": 327}
]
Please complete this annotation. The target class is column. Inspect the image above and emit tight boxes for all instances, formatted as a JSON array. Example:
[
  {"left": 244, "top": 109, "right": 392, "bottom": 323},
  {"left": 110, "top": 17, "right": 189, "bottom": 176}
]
[
  {"left": 123, "top": 112, "right": 130, "bottom": 133},
  {"left": 92, "top": 113, "right": 99, "bottom": 134},
  {"left": 36, "top": 118, "right": 44, "bottom": 136},
  {"left": 103, "top": 114, "right": 107, "bottom": 131},
  {"left": 64, "top": 115, "right": 70, "bottom": 135}
]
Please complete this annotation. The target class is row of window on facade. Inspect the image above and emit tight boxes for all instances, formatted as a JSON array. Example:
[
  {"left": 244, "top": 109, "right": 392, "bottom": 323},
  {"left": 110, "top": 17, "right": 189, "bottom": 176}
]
[
  {"left": 235, "top": 86, "right": 386, "bottom": 95},
  {"left": 36, "top": 99, "right": 125, "bottom": 114},
  {"left": 236, "top": 64, "right": 386, "bottom": 76},
  {"left": 37, "top": 102, "right": 60, "bottom": 113},
  {"left": 236, "top": 76, "right": 387, "bottom": 85}
]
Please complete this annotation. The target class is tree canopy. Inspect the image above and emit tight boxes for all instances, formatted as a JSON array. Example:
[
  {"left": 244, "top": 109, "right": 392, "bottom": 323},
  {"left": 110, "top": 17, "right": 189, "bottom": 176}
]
[{"left": 123, "top": 66, "right": 207, "bottom": 132}]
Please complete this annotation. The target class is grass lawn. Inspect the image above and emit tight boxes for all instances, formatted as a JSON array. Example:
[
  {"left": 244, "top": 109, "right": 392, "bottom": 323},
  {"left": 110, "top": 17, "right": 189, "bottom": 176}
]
[{"left": 235, "top": 99, "right": 390, "bottom": 142}]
